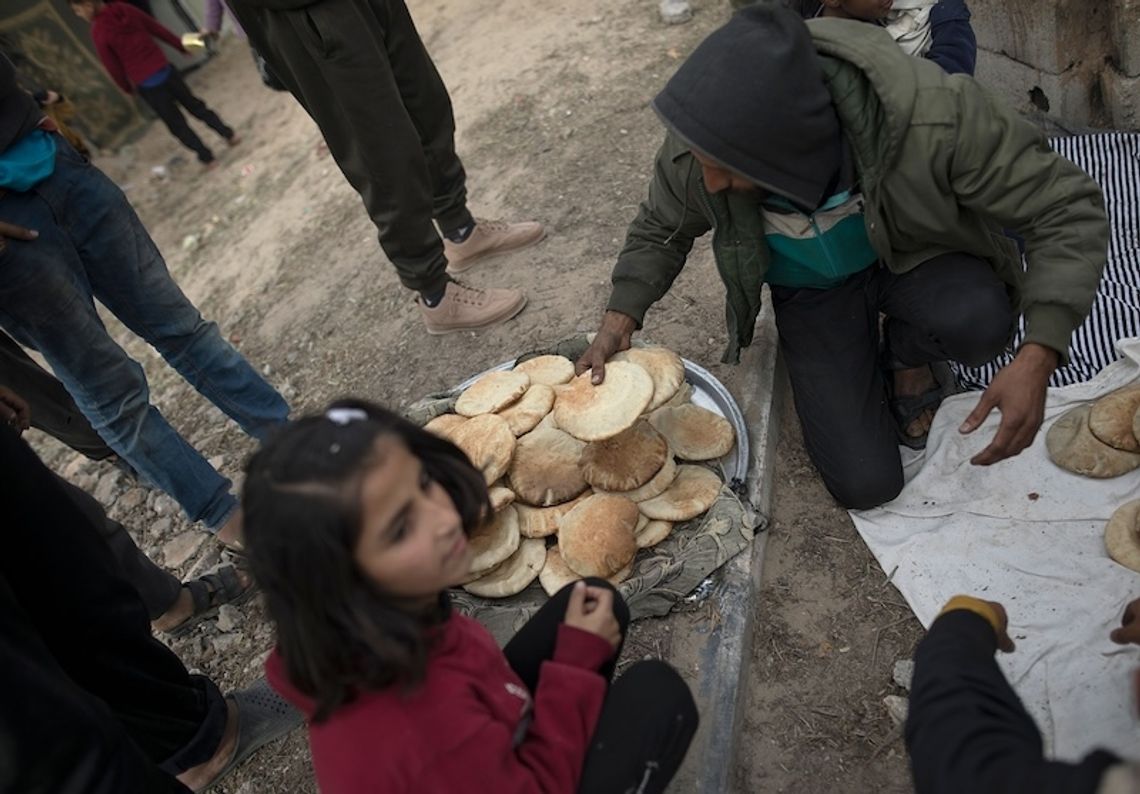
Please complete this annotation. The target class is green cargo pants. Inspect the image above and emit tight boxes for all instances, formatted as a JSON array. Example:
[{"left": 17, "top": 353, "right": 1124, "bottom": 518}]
[{"left": 229, "top": 0, "right": 473, "bottom": 294}]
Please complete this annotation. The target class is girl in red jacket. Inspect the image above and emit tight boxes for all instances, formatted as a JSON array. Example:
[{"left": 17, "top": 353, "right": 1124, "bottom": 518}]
[
  {"left": 241, "top": 400, "right": 698, "bottom": 794},
  {"left": 70, "top": 0, "right": 239, "bottom": 167}
]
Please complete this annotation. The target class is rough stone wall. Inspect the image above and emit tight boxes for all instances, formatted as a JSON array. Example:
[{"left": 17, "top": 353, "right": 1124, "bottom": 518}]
[{"left": 972, "top": 0, "right": 1140, "bottom": 129}]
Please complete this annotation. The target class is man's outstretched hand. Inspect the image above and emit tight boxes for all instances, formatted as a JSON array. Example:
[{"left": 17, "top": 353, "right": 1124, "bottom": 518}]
[
  {"left": 959, "top": 342, "right": 1058, "bottom": 466},
  {"left": 1111, "top": 598, "right": 1140, "bottom": 646},
  {"left": 575, "top": 311, "right": 637, "bottom": 384}
]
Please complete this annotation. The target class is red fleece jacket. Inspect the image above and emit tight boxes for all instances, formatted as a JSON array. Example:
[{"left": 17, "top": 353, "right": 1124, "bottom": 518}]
[
  {"left": 90, "top": 2, "right": 186, "bottom": 94},
  {"left": 265, "top": 613, "right": 614, "bottom": 794}
]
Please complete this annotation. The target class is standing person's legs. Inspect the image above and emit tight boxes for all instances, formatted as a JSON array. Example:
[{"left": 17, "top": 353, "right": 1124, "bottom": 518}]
[
  {"left": 229, "top": 0, "right": 450, "bottom": 294},
  {"left": 0, "top": 426, "right": 227, "bottom": 779},
  {"left": 56, "top": 472, "right": 183, "bottom": 621},
  {"left": 0, "top": 330, "right": 115, "bottom": 460},
  {"left": 40, "top": 146, "right": 290, "bottom": 444},
  {"left": 137, "top": 81, "right": 215, "bottom": 164},
  {"left": 876, "top": 252, "right": 1014, "bottom": 369},
  {"left": 0, "top": 155, "right": 241, "bottom": 531},
  {"left": 771, "top": 271, "right": 904, "bottom": 509},
  {"left": 163, "top": 69, "right": 236, "bottom": 143},
  {"left": 373, "top": 0, "right": 471, "bottom": 235}
]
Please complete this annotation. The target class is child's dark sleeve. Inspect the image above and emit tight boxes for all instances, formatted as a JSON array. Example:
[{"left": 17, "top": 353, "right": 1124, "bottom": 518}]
[
  {"left": 127, "top": 3, "right": 188, "bottom": 54},
  {"left": 925, "top": 0, "right": 977, "bottom": 75},
  {"left": 906, "top": 610, "right": 1120, "bottom": 794}
]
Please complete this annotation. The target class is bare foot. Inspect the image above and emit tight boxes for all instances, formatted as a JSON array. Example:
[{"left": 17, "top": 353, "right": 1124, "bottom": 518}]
[
  {"left": 893, "top": 365, "right": 938, "bottom": 438},
  {"left": 176, "top": 698, "right": 238, "bottom": 792},
  {"left": 226, "top": 134, "right": 241, "bottom": 147},
  {"left": 215, "top": 507, "right": 243, "bottom": 550}
]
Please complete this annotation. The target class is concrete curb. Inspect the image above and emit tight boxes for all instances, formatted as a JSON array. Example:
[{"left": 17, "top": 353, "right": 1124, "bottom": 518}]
[{"left": 676, "top": 303, "right": 785, "bottom": 793}]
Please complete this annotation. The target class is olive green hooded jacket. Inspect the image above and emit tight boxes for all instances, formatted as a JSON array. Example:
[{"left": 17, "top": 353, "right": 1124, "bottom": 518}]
[{"left": 606, "top": 19, "right": 1109, "bottom": 364}]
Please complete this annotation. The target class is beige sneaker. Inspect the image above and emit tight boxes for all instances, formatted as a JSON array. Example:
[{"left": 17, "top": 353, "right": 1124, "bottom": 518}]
[
  {"left": 444, "top": 218, "right": 546, "bottom": 273},
  {"left": 419, "top": 280, "right": 528, "bottom": 335}
]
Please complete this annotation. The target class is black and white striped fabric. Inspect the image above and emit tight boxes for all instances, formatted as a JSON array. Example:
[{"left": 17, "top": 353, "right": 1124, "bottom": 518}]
[{"left": 951, "top": 132, "right": 1140, "bottom": 390}]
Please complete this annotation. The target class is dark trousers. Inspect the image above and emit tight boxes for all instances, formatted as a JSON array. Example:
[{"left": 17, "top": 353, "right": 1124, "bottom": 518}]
[
  {"left": 60, "top": 472, "right": 183, "bottom": 621},
  {"left": 0, "top": 330, "right": 114, "bottom": 460},
  {"left": 0, "top": 427, "right": 226, "bottom": 792},
  {"left": 228, "top": 0, "right": 473, "bottom": 294},
  {"left": 504, "top": 580, "right": 699, "bottom": 794},
  {"left": 137, "top": 70, "right": 233, "bottom": 164},
  {"left": 771, "top": 252, "right": 1013, "bottom": 509}
]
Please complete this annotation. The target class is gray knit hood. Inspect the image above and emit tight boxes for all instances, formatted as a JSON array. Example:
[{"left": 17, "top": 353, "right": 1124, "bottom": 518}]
[{"left": 652, "top": 4, "right": 842, "bottom": 210}]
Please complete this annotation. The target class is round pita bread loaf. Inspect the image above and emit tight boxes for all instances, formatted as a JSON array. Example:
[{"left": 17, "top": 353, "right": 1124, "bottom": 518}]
[
  {"left": 539, "top": 545, "right": 580, "bottom": 596},
  {"left": 554, "top": 363, "right": 654, "bottom": 442},
  {"left": 488, "top": 485, "right": 515, "bottom": 512},
  {"left": 513, "top": 355, "right": 575, "bottom": 386},
  {"left": 598, "top": 452, "right": 677, "bottom": 502},
  {"left": 463, "top": 538, "right": 545, "bottom": 597},
  {"left": 639, "top": 465, "right": 722, "bottom": 521},
  {"left": 610, "top": 347, "right": 685, "bottom": 411},
  {"left": 509, "top": 427, "right": 589, "bottom": 506},
  {"left": 497, "top": 384, "right": 555, "bottom": 436},
  {"left": 516, "top": 491, "right": 592, "bottom": 538},
  {"left": 449, "top": 414, "right": 515, "bottom": 484},
  {"left": 455, "top": 370, "right": 530, "bottom": 417},
  {"left": 637, "top": 518, "right": 673, "bottom": 548},
  {"left": 424, "top": 413, "right": 466, "bottom": 438},
  {"left": 649, "top": 404, "right": 736, "bottom": 461},
  {"left": 1046, "top": 404, "right": 1140, "bottom": 478},
  {"left": 1089, "top": 385, "right": 1140, "bottom": 452},
  {"left": 663, "top": 380, "right": 693, "bottom": 409},
  {"left": 578, "top": 420, "right": 668, "bottom": 491},
  {"left": 467, "top": 505, "right": 520, "bottom": 575},
  {"left": 1106, "top": 500, "right": 1140, "bottom": 573},
  {"left": 558, "top": 493, "right": 638, "bottom": 577}
]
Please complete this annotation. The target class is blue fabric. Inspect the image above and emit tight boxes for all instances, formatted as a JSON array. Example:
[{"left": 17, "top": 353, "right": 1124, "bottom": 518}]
[
  {"left": 926, "top": 0, "right": 977, "bottom": 76},
  {"left": 0, "top": 129, "right": 57, "bottom": 191},
  {"left": 762, "top": 192, "right": 879, "bottom": 289},
  {"left": 137, "top": 64, "right": 173, "bottom": 88},
  {"left": 0, "top": 143, "right": 290, "bottom": 530}
]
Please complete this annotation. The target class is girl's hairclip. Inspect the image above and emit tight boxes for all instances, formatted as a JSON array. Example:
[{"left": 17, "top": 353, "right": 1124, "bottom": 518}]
[{"left": 325, "top": 407, "right": 368, "bottom": 426}]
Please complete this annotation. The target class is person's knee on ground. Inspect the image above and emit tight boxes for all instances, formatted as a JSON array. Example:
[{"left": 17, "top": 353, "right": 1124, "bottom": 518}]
[{"left": 823, "top": 457, "right": 904, "bottom": 510}]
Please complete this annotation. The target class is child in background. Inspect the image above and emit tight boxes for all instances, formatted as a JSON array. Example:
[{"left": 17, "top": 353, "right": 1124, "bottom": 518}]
[
  {"left": 69, "top": 0, "right": 240, "bottom": 168},
  {"left": 241, "top": 401, "right": 699, "bottom": 794},
  {"left": 802, "top": 0, "right": 977, "bottom": 76}
]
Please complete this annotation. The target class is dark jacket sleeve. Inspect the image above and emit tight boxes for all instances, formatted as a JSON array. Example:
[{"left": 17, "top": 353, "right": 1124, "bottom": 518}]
[
  {"left": 606, "top": 134, "right": 712, "bottom": 326},
  {"left": 925, "top": 0, "right": 977, "bottom": 75},
  {"left": 906, "top": 610, "right": 1120, "bottom": 794}
]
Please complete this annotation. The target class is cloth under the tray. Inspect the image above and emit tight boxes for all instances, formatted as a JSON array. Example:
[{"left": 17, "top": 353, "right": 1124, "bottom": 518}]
[
  {"left": 404, "top": 335, "right": 754, "bottom": 644},
  {"left": 852, "top": 337, "right": 1140, "bottom": 762}
]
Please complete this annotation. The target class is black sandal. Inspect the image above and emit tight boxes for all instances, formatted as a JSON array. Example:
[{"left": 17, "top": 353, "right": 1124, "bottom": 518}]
[
  {"left": 164, "top": 564, "right": 257, "bottom": 638},
  {"left": 886, "top": 384, "right": 944, "bottom": 450}
]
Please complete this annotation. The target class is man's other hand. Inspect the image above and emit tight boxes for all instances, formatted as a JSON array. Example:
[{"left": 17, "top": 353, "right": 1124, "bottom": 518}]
[{"left": 959, "top": 343, "right": 1058, "bottom": 466}]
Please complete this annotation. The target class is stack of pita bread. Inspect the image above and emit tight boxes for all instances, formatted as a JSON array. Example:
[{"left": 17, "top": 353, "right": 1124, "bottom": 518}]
[
  {"left": 423, "top": 347, "right": 737, "bottom": 599},
  {"left": 1046, "top": 385, "right": 1140, "bottom": 478}
]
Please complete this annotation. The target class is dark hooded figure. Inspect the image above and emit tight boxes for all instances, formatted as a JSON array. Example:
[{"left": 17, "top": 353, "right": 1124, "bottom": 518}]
[{"left": 577, "top": 5, "right": 1107, "bottom": 510}]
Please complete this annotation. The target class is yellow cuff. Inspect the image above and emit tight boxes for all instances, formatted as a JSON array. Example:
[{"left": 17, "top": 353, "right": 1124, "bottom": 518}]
[{"left": 938, "top": 595, "right": 1003, "bottom": 638}]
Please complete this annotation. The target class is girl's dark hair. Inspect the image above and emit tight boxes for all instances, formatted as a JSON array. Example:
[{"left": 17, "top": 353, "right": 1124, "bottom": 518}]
[{"left": 242, "top": 399, "right": 490, "bottom": 722}]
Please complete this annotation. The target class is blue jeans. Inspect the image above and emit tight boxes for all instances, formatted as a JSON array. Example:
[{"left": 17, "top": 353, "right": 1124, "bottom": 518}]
[{"left": 0, "top": 139, "right": 289, "bottom": 531}]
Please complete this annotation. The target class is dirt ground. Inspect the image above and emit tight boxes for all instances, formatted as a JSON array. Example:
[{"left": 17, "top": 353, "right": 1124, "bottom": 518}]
[{"left": 28, "top": 0, "right": 921, "bottom": 790}]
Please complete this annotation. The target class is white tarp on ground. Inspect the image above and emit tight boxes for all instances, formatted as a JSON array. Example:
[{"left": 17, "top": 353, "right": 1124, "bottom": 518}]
[{"left": 851, "top": 337, "right": 1140, "bottom": 762}]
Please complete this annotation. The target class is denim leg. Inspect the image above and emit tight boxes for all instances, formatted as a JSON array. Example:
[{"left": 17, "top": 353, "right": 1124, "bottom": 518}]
[
  {"left": 0, "top": 150, "right": 239, "bottom": 530},
  {"left": 44, "top": 149, "right": 290, "bottom": 442}
]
